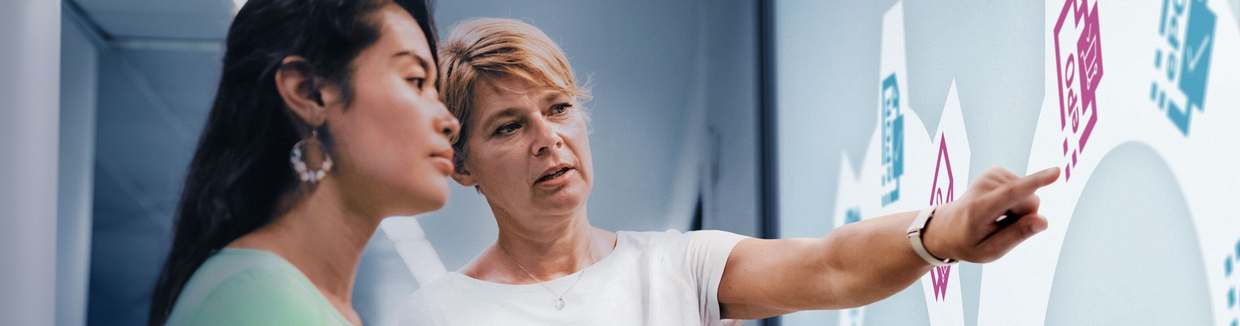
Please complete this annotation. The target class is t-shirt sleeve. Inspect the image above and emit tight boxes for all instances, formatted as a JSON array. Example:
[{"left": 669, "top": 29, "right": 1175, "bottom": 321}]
[
  {"left": 679, "top": 230, "right": 748, "bottom": 325},
  {"left": 180, "top": 269, "right": 335, "bottom": 326}
]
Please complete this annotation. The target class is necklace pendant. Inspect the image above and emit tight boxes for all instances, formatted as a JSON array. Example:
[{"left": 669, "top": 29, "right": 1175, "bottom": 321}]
[{"left": 555, "top": 297, "right": 566, "bottom": 310}]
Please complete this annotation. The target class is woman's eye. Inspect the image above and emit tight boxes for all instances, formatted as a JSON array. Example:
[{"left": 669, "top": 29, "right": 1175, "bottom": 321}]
[
  {"left": 406, "top": 77, "right": 425, "bottom": 89},
  {"left": 550, "top": 103, "right": 572, "bottom": 115},
  {"left": 494, "top": 122, "right": 520, "bottom": 136}
]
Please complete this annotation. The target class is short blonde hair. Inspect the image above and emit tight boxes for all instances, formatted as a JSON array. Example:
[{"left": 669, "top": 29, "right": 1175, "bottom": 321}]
[{"left": 439, "top": 18, "right": 590, "bottom": 172}]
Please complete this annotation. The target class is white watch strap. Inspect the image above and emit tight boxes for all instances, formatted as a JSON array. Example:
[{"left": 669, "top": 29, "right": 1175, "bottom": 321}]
[{"left": 907, "top": 205, "right": 958, "bottom": 266}]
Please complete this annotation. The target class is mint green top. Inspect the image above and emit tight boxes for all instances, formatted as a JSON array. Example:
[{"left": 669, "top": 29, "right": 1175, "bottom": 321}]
[{"left": 164, "top": 249, "right": 352, "bottom": 326}]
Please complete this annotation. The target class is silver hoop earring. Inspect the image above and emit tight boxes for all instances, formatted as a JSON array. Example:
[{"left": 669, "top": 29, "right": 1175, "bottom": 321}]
[{"left": 290, "top": 129, "right": 334, "bottom": 183}]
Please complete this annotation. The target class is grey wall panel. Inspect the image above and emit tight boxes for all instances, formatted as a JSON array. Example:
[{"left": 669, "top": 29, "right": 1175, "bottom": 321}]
[{"left": 58, "top": 16, "right": 100, "bottom": 326}]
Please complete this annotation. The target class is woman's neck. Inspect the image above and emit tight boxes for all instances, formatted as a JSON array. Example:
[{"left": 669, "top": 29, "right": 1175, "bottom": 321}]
[
  {"left": 471, "top": 205, "right": 617, "bottom": 283},
  {"left": 227, "top": 178, "right": 377, "bottom": 324}
]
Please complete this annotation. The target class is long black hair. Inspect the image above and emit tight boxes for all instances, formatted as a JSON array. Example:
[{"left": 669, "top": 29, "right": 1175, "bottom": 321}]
[{"left": 148, "top": 0, "right": 437, "bottom": 324}]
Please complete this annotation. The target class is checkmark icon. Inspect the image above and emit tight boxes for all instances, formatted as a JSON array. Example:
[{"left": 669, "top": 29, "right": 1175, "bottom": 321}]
[{"left": 1186, "top": 35, "right": 1211, "bottom": 72}]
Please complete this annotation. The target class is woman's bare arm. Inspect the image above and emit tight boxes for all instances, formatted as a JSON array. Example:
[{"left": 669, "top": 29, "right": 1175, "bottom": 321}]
[{"left": 718, "top": 166, "right": 1060, "bottom": 319}]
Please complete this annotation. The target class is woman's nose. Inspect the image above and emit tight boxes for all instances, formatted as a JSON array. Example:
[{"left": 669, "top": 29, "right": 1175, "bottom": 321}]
[
  {"left": 530, "top": 118, "right": 561, "bottom": 156},
  {"left": 434, "top": 104, "right": 460, "bottom": 141}
]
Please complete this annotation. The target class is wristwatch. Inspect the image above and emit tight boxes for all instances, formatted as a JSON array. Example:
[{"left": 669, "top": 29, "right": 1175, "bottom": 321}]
[{"left": 907, "top": 205, "right": 958, "bottom": 266}]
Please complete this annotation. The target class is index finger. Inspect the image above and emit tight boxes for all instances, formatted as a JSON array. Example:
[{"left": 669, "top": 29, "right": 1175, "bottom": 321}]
[{"left": 1002, "top": 167, "right": 1060, "bottom": 204}]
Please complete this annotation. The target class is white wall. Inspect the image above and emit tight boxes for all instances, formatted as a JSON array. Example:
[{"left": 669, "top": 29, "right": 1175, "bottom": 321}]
[
  {"left": 774, "top": 0, "right": 1236, "bottom": 325},
  {"left": 0, "top": 0, "right": 62, "bottom": 325},
  {"left": 774, "top": 1, "right": 1045, "bottom": 324}
]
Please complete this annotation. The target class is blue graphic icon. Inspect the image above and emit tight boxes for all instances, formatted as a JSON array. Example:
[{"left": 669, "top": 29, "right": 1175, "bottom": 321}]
[
  {"left": 881, "top": 73, "right": 904, "bottom": 206},
  {"left": 845, "top": 207, "right": 862, "bottom": 225},
  {"left": 1227, "top": 238, "right": 1239, "bottom": 326},
  {"left": 1151, "top": 0, "right": 1216, "bottom": 136}
]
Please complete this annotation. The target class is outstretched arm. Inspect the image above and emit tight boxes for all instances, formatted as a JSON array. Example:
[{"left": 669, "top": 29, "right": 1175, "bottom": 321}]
[{"left": 718, "top": 166, "right": 1060, "bottom": 319}]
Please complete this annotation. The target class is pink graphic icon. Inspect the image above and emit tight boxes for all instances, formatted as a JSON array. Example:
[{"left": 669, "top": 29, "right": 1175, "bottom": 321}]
[
  {"left": 931, "top": 265, "right": 951, "bottom": 302},
  {"left": 930, "top": 134, "right": 955, "bottom": 207},
  {"left": 1053, "top": 0, "right": 1104, "bottom": 181},
  {"left": 928, "top": 133, "right": 955, "bottom": 302}
]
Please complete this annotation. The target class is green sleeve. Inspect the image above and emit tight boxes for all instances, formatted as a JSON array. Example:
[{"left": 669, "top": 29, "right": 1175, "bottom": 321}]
[{"left": 179, "top": 268, "right": 347, "bottom": 326}]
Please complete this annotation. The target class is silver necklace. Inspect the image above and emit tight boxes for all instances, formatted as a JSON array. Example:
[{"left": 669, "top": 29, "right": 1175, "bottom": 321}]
[{"left": 497, "top": 237, "right": 594, "bottom": 310}]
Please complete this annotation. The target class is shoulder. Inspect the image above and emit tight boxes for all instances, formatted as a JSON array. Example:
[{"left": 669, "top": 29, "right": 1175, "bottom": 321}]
[
  {"left": 683, "top": 230, "right": 749, "bottom": 248},
  {"left": 615, "top": 230, "right": 749, "bottom": 279},
  {"left": 615, "top": 229, "right": 687, "bottom": 248},
  {"left": 200, "top": 267, "right": 319, "bottom": 309},
  {"left": 617, "top": 230, "right": 748, "bottom": 254},
  {"left": 624, "top": 230, "right": 748, "bottom": 283},
  {"left": 167, "top": 250, "right": 343, "bottom": 325}
]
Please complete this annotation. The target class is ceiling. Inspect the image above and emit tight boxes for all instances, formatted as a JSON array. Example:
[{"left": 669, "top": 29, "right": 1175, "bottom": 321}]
[{"left": 72, "top": 0, "right": 234, "bottom": 40}]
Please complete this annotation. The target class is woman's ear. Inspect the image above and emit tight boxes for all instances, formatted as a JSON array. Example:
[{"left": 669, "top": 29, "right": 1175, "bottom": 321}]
[{"left": 275, "top": 56, "right": 332, "bottom": 126}]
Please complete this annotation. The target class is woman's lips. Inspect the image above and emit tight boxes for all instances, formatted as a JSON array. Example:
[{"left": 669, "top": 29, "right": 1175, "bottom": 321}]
[
  {"left": 535, "top": 167, "right": 574, "bottom": 187},
  {"left": 430, "top": 153, "right": 454, "bottom": 176}
]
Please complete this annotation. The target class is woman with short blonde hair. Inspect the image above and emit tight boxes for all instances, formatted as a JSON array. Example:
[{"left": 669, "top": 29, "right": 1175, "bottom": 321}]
[
  {"left": 403, "top": 18, "right": 1059, "bottom": 325},
  {"left": 437, "top": 18, "right": 591, "bottom": 173}
]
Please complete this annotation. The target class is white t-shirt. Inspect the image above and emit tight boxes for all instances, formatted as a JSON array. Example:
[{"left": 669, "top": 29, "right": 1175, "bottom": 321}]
[{"left": 400, "top": 230, "right": 749, "bottom": 326}]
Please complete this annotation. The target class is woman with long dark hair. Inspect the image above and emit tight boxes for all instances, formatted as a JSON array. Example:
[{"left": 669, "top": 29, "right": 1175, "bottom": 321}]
[{"left": 148, "top": 0, "right": 457, "bottom": 324}]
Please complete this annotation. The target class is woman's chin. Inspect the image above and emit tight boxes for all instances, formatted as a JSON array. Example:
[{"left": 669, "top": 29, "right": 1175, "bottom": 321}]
[
  {"left": 427, "top": 183, "right": 452, "bottom": 210},
  {"left": 533, "top": 187, "right": 589, "bottom": 212},
  {"left": 400, "top": 181, "right": 452, "bottom": 214}
]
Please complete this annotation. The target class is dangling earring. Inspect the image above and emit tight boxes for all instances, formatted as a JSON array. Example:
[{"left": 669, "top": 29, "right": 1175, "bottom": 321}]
[{"left": 290, "top": 128, "right": 334, "bottom": 183}]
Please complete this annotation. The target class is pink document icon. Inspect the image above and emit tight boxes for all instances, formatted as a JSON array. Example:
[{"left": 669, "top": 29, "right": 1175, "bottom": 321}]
[{"left": 1053, "top": 0, "right": 1104, "bottom": 181}]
